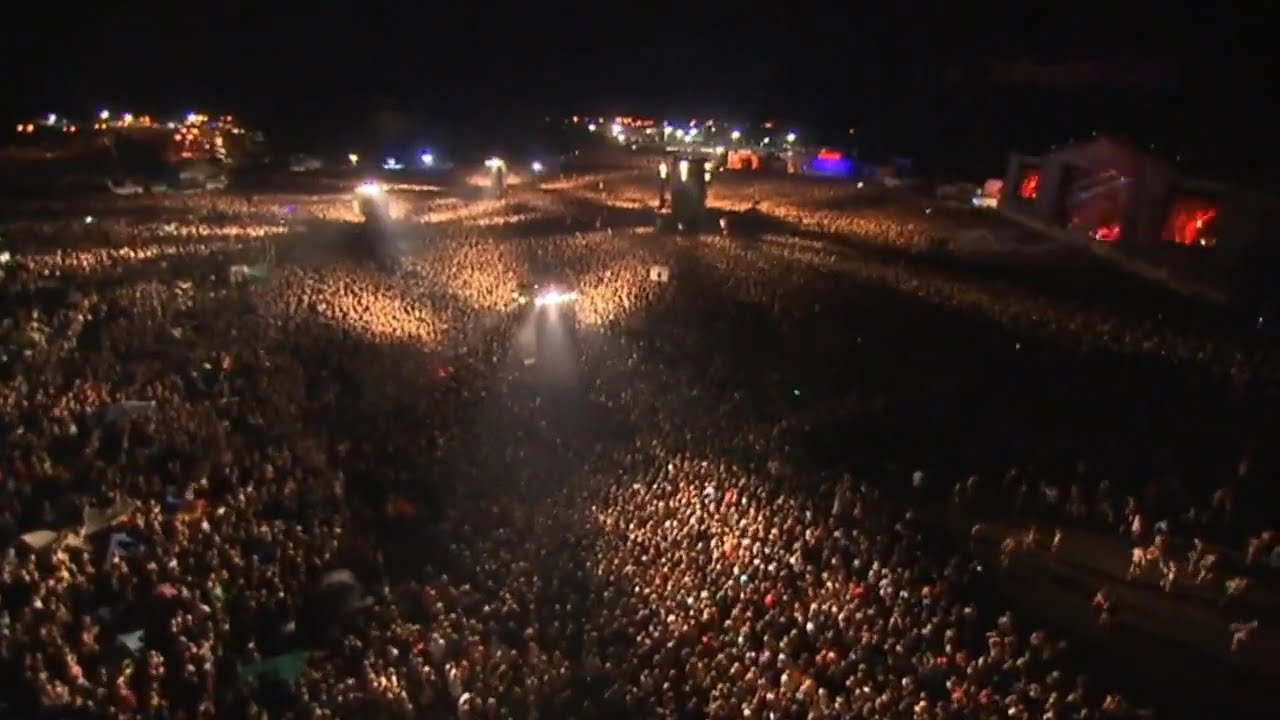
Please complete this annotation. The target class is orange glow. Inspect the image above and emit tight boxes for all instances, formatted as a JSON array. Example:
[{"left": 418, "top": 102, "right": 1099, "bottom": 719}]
[
  {"left": 726, "top": 150, "right": 761, "bottom": 171},
  {"left": 1163, "top": 198, "right": 1218, "bottom": 246},
  {"left": 1018, "top": 169, "right": 1040, "bottom": 200}
]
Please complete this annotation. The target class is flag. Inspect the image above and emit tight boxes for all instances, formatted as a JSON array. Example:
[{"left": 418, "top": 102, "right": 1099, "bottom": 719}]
[{"left": 229, "top": 264, "right": 271, "bottom": 283}]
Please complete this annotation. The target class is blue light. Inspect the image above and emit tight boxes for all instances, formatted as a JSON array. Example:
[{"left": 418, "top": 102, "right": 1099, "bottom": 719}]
[{"left": 808, "top": 156, "right": 854, "bottom": 178}]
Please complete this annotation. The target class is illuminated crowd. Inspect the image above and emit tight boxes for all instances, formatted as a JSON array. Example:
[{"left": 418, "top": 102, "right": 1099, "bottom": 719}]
[{"left": 0, "top": 182, "right": 1272, "bottom": 719}]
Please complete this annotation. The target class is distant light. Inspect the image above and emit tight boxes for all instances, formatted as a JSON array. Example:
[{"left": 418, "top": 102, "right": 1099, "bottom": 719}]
[
  {"left": 98, "top": 110, "right": 110, "bottom": 120},
  {"left": 587, "top": 122, "right": 597, "bottom": 132},
  {"left": 348, "top": 153, "right": 360, "bottom": 165},
  {"left": 785, "top": 132, "right": 797, "bottom": 143},
  {"left": 485, "top": 157, "right": 505, "bottom": 169},
  {"left": 674, "top": 129, "right": 685, "bottom": 139},
  {"left": 611, "top": 122, "right": 623, "bottom": 136},
  {"left": 531, "top": 161, "right": 544, "bottom": 173},
  {"left": 534, "top": 289, "right": 578, "bottom": 307},
  {"left": 420, "top": 152, "right": 434, "bottom": 166},
  {"left": 123, "top": 113, "right": 134, "bottom": 124},
  {"left": 185, "top": 112, "right": 198, "bottom": 125},
  {"left": 46, "top": 113, "right": 57, "bottom": 124},
  {"left": 714, "top": 146, "right": 725, "bottom": 154},
  {"left": 355, "top": 181, "right": 383, "bottom": 197},
  {"left": 730, "top": 129, "right": 742, "bottom": 141},
  {"left": 678, "top": 160, "right": 690, "bottom": 182},
  {"left": 856, "top": 181, "right": 865, "bottom": 189},
  {"left": 382, "top": 157, "right": 404, "bottom": 170},
  {"left": 84, "top": 215, "right": 95, "bottom": 224}
]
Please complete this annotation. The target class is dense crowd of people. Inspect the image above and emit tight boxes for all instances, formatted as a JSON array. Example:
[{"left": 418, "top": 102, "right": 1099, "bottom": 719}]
[{"left": 0, "top": 181, "right": 1273, "bottom": 719}]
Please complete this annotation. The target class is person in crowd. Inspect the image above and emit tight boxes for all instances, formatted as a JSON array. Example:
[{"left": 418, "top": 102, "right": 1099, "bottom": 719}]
[{"left": 1, "top": 174, "right": 1271, "bottom": 720}]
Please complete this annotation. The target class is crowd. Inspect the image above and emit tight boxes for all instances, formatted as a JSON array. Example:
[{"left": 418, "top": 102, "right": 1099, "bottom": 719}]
[{"left": 0, "top": 182, "right": 1273, "bottom": 719}]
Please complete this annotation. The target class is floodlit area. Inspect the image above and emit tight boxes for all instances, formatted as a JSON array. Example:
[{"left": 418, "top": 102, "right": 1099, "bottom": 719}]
[{"left": 0, "top": 164, "right": 1277, "bottom": 720}]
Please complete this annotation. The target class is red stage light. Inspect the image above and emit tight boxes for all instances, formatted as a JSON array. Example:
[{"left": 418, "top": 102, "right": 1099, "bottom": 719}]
[
  {"left": 1162, "top": 198, "right": 1218, "bottom": 246},
  {"left": 1091, "top": 222, "right": 1122, "bottom": 243},
  {"left": 1018, "top": 170, "right": 1040, "bottom": 200}
]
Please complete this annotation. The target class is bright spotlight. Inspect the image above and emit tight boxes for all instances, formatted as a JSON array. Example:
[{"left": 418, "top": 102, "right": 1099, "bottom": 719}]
[
  {"left": 420, "top": 152, "right": 434, "bottom": 166},
  {"left": 348, "top": 153, "right": 360, "bottom": 165},
  {"left": 531, "top": 161, "right": 545, "bottom": 173},
  {"left": 98, "top": 109, "right": 110, "bottom": 120},
  {"left": 355, "top": 181, "right": 384, "bottom": 197},
  {"left": 730, "top": 129, "right": 741, "bottom": 141},
  {"left": 785, "top": 132, "right": 797, "bottom": 143},
  {"left": 533, "top": 289, "right": 578, "bottom": 307},
  {"left": 587, "top": 122, "right": 598, "bottom": 132}
]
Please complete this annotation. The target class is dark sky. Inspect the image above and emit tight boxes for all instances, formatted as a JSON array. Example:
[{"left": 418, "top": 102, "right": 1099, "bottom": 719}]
[{"left": 3, "top": 2, "right": 1275, "bottom": 182}]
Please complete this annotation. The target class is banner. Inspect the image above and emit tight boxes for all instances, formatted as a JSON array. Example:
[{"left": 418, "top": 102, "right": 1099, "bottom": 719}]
[{"left": 83, "top": 498, "right": 140, "bottom": 535}]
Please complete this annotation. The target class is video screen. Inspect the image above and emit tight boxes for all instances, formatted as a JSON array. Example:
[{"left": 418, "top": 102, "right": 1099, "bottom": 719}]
[
  {"left": 1063, "top": 167, "right": 1133, "bottom": 242},
  {"left": 1162, "top": 196, "right": 1220, "bottom": 247}
]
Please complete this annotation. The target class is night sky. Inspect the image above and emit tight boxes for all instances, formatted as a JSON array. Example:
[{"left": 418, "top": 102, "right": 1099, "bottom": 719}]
[{"left": 3, "top": 3, "right": 1275, "bottom": 184}]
